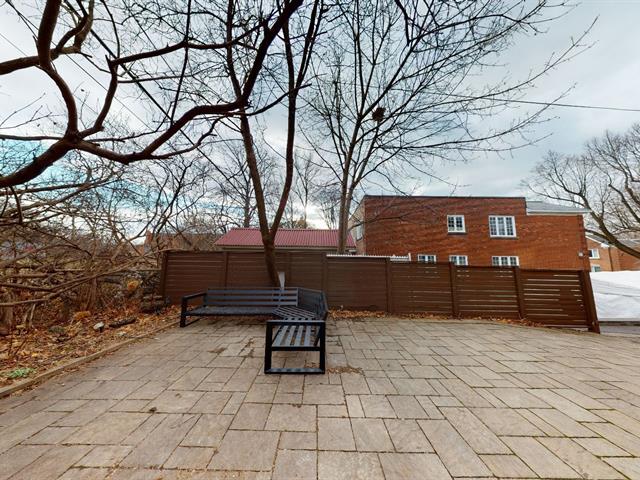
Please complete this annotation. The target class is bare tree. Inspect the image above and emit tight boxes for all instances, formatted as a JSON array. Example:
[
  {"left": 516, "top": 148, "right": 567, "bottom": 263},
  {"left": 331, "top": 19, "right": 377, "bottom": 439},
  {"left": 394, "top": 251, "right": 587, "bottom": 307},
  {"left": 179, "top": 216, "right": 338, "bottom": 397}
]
[
  {"left": 292, "top": 151, "right": 320, "bottom": 227},
  {"left": 302, "top": 0, "right": 587, "bottom": 252},
  {"left": 314, "top": 184, "right": 342, "bottom": 229},
  {"left": 280, "top": 150, "right": 321, "bottom": 227},
  {"left": 223, "top": 0, "right": 325, "bottom": 284},
  {"left": 212, "top": 139, "right": 280, "bottom": 228},
  {"left": 0, "top": 141, "right": 227, "bottom": 334},
  {"left": 525, "top": 124, "right": 640, "bottom": 261},
  {"left": 0, "top": 0, "right": 305, "bottom": 188}
]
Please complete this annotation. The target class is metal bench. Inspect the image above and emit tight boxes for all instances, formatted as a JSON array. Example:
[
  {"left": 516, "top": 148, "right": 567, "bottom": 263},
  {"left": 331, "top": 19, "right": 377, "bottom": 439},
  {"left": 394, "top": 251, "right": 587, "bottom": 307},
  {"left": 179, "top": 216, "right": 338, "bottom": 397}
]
[
  {"left": 180, "top": 287, "right": 328, "bottom": 374},
  {"left": 180, "top": 288, "right": 299, "bottom": 326}
]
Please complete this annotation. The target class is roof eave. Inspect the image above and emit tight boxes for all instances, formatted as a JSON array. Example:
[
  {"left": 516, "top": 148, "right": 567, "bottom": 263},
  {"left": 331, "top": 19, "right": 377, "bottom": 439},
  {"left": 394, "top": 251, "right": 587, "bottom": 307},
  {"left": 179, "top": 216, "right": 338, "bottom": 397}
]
[{"left": 526, "top": 209, "right": 591, "bottom": 216}]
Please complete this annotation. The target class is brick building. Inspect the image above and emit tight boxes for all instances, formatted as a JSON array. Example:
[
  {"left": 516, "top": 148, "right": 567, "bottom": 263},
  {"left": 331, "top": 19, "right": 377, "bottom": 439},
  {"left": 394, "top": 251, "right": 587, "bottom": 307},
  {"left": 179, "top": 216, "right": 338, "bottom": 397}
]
[
  {"left": 587, "top": 235, "right": 640, "bottom": 272},
  {"left": 351, "top": 195, "right": 591, "bottom": 270}
]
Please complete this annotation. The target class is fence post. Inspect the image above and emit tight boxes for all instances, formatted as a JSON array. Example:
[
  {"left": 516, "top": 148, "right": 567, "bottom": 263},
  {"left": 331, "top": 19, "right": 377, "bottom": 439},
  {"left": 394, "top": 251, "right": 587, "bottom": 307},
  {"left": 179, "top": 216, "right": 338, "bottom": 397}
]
[
  {"left": 448, "top": 262, "right": 459, "bottom": 318},
  {"left": 222, "top": 251, "right": 229, "bottom": 287},
  {"left": 579, "top": 269, "right": 601, "bottom": 333},
  {"left": 385, "top": 258, "right": 394, "bottom": 313},
  {"left": 513, "top": 266, "right": 526, "bottom": 320},
  {"left": 159, "top": 251, "right": 169, "bottom": 299}
]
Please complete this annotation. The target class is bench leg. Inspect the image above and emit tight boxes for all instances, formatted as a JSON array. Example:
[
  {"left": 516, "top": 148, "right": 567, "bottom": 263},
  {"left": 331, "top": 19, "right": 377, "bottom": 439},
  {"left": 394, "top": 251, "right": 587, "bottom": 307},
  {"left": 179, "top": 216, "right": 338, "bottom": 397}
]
[
  {"left": 318, "top": 324, "right": 326, "bottom": 374},
  {"left": 180, "top": 299, "right": 187, "bottom": 328},
  {"left": 264, "top": 324, "right": 273, "bottom": 374}
]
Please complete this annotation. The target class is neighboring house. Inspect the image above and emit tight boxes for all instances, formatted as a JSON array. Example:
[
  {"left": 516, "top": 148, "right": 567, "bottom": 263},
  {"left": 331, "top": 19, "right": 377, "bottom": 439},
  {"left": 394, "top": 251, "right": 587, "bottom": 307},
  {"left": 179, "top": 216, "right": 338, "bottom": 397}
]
[
  {"left": 214, "top": 228, "right": 356, "bottom": 254},
  {"left": 586, "top": 235, "right": 640, "bottom": 272},
  {"left": 351, "top": 195, "right": 591, "bottom": 270}
]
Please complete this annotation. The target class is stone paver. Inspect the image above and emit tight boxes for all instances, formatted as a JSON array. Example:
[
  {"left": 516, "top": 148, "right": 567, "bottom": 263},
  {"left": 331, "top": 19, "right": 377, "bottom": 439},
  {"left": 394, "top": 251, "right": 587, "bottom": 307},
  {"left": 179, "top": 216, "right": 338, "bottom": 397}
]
[
  {"left": 441, "top": 407, "right": 510, "bottom": 454},
  {"left": 229, "top": 402, "right": 271, "bottom": 430},
  {"left": 208, "top": 430, "right": 279, "bottom": 471},
  {"left": 379, "top": 452, "right": 451, "bottom": 480},
  {"left": 273, "top": 449, "right": 317, "bottom": 479},
  {"left": 351, "top": 418, "right": 394, "bottom": 452},
  {"left": 384, "top": 419, "right": 433, "bottom": 453},
  {"left": 120, "top": 413, "right": 198, "bottom": 467},
  {"left": 318, "top": 451, "right": 384, "bottom": 480},
  {"left": 280, "top": 431, "right": 317, "bottom": 450},
  {"left": 538, "top": 437, "right": 623, "bottom": 479},
  {"left": 480, "top": 453, "right": 536, "bottom": 478},
  {"left": 605, "top": 457, "right": 640, "bottom": 479},
  {"left": 502, "top": 436, "right": 580, "bottom": 478},
  {"left": 76, "top": 445, "right": 133, "bottom": 467},
  {"left": 419, "top": 419, "right": 492, "bottom": 477},
  {"left": 266, "top": 404, "right": 316, "bottom": 432},
  {"left": 318, "top": 417, "right": 355, "bottom": 451},
  {"left": 2, "top": 317, "right": 640, "bottom": 479}
]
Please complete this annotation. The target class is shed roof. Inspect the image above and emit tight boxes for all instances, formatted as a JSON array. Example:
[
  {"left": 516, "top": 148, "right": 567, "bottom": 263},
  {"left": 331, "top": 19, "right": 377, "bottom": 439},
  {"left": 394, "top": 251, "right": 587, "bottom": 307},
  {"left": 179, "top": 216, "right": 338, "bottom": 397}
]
[{"left": 214, "top": 228, "right": 356, "bottom": 248}]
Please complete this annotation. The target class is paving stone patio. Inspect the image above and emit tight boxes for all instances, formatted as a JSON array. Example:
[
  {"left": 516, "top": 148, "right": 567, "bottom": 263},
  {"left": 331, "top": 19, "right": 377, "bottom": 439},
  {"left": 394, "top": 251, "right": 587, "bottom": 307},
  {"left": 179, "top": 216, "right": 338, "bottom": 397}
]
[{"left": 2, "top": 316, "right": 640, "bottom": 479}]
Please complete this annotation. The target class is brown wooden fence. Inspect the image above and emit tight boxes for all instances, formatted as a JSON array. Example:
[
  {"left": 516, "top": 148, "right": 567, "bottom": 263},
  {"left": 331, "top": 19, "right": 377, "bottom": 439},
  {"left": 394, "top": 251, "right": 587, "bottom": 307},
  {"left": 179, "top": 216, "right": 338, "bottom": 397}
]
[{"left": 160, "top": 251, "right": 599, "bottom": 332}]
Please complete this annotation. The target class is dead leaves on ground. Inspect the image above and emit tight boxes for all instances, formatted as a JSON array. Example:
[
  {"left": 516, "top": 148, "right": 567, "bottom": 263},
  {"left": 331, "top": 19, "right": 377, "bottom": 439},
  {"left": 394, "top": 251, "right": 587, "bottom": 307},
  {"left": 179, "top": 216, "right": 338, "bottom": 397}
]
[{"left": 0, "top": 305, "right": 178, "bottom": 386}]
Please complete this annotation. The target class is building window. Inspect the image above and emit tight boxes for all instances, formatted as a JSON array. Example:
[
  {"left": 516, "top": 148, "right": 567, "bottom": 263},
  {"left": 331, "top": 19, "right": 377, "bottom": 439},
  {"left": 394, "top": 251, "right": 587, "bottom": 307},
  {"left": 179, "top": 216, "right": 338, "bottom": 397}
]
[
  {"left": 591, "top": 265, "right": 602, "bottom": 272},
  {"left": 449, "top": 255, "right": 468, "bottom": 266},
  {"left": 588, "top": 248, "right": 600, "bottom": 259},
  {"left": 417, "top": 254, "right": 437, "bottom": 263},
  {"left": 492, "top": 256, "right": 519, "bottom": 267},
  {"left": 447, "top": 215, "right": 466, "bottom": 233},
  {"left": 489, "top": 216, "right": 516, "bottom": 237},
  {"left": 353, "top": 224, "right": 364, "bottom": 240}
]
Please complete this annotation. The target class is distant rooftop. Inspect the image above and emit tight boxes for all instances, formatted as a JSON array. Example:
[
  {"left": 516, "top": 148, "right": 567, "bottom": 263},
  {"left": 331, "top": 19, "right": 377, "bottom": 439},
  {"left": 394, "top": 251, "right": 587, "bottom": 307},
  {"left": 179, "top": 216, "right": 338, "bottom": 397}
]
[
  {"left": 214, "top": 228, "right": 356, "bottom": 249},
  {"left": 525, "top": 200, "right": 590, "bottom": 215}
]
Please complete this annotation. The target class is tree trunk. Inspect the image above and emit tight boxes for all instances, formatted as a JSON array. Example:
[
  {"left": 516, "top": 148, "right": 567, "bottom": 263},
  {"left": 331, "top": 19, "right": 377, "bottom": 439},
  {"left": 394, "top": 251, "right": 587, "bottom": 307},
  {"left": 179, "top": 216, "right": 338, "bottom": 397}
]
[
  {"left": 337, "top": 183, "right": 353, "bottom": 254},
  {"left": 0, "top": 294, "right": 13, "bottom": 336},
  {"left": 242, "top": 196, "right": 251, "bottom": 227},
  {"left": 237, "top": 114, "right": 280, "bottom": 286},
  {"left": 263, "top": 237, "right": 279, "bottom": 288},
  {"left": 0, "top": 309, "right": 12, "bottom": 336}
]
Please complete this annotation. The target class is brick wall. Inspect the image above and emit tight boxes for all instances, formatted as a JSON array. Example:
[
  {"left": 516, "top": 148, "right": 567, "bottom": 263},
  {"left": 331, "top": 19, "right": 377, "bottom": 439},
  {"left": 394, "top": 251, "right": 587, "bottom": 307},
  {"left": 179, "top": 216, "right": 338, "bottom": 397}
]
[
  {"left": 357, "top": 196, "right": 590, "bottom": 270},
  {"left": 586, "top": 238, "right": 618, "bottom": 271},
  {"left": 620, "top": 251, "right": 640, "bottom": 270},
  {"left": 586, "top": 237, "right": 640, "bottom": 271}
]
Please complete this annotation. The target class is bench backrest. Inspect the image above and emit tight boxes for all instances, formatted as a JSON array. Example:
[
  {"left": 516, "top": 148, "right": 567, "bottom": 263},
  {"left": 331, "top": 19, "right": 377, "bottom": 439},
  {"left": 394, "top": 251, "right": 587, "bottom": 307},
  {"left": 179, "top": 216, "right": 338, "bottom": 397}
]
[
  {"left": 204, "top": 288, "right": 299, "bottom": 307},
  {"left": 298, "top": 288, "right": 329, "bottom": 320}
]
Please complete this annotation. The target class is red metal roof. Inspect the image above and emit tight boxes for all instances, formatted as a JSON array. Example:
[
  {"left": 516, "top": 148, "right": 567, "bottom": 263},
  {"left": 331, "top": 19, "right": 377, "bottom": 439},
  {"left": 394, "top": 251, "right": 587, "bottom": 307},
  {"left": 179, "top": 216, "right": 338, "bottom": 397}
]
[{"left": 214, "top": 228, "right": 356, "bottom": 248}]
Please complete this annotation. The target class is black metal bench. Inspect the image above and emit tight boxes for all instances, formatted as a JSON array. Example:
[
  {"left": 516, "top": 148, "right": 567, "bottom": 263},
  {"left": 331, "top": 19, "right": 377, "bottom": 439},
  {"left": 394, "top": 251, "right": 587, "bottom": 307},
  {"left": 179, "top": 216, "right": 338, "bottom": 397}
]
[{"left": 180, "top": 287, "right": 328, "bottom": 374}]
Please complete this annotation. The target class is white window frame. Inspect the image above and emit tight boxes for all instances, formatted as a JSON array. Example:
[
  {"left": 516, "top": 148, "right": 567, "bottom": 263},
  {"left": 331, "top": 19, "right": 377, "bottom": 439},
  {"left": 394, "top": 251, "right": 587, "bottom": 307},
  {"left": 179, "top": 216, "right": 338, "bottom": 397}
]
[
  {"left": 353, "top": 224, "right": 364, "bottom": 241},
  {"left": 449, "top": 255, "right": 468, "bottom": 266},
  {"left": 417, "top": 254, "right": 437, "bottom": 263},
  {"left": 489, "top": 215, "right": 517, "bottom": 237},
  {"left": 492, "top": 256, "right": 520, "bottom": 267},
  {"left": 591, "top": 265, "right": 602, "bottom": 272},
  {"left": 447, "top": 215, "right": 466, "bottom": 233},
  {"left": 588, "top": 248, "right": 600, "bottom": 259}
]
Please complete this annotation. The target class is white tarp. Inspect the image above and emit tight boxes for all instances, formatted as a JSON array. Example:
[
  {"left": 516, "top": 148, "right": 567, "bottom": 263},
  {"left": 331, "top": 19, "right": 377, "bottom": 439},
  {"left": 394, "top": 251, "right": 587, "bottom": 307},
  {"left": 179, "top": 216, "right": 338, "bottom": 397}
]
[{"left": 591, "top": 271, "right": 640, "bottom": 321}]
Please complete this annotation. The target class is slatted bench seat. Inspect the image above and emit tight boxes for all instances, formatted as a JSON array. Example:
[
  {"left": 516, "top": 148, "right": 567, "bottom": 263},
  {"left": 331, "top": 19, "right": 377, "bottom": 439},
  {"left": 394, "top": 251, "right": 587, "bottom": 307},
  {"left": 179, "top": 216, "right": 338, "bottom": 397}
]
[{"left": 180, "top": 287, "right": 328, "bottom": 374}]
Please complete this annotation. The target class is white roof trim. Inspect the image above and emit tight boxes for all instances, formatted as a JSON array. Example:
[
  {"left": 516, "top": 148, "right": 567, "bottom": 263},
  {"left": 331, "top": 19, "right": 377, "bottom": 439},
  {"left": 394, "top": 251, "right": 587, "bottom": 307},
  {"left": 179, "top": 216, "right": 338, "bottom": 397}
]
[
  {"left": 525, "top": 200, "right": 590, "bottom": 215},
  {"left": 526, "top": 207, "right": 591, "bottom": 215}
]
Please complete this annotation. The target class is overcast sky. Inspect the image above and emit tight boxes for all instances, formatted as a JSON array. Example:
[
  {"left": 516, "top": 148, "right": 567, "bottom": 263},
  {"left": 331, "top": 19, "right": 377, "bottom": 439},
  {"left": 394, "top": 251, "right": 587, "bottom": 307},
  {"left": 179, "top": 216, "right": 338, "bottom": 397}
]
[
  {"left": 2, "top": 1, "right": 640, "bottom": 205},
  {"left": 416, "top": 0, "right": 640, "bottom": 197}
]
